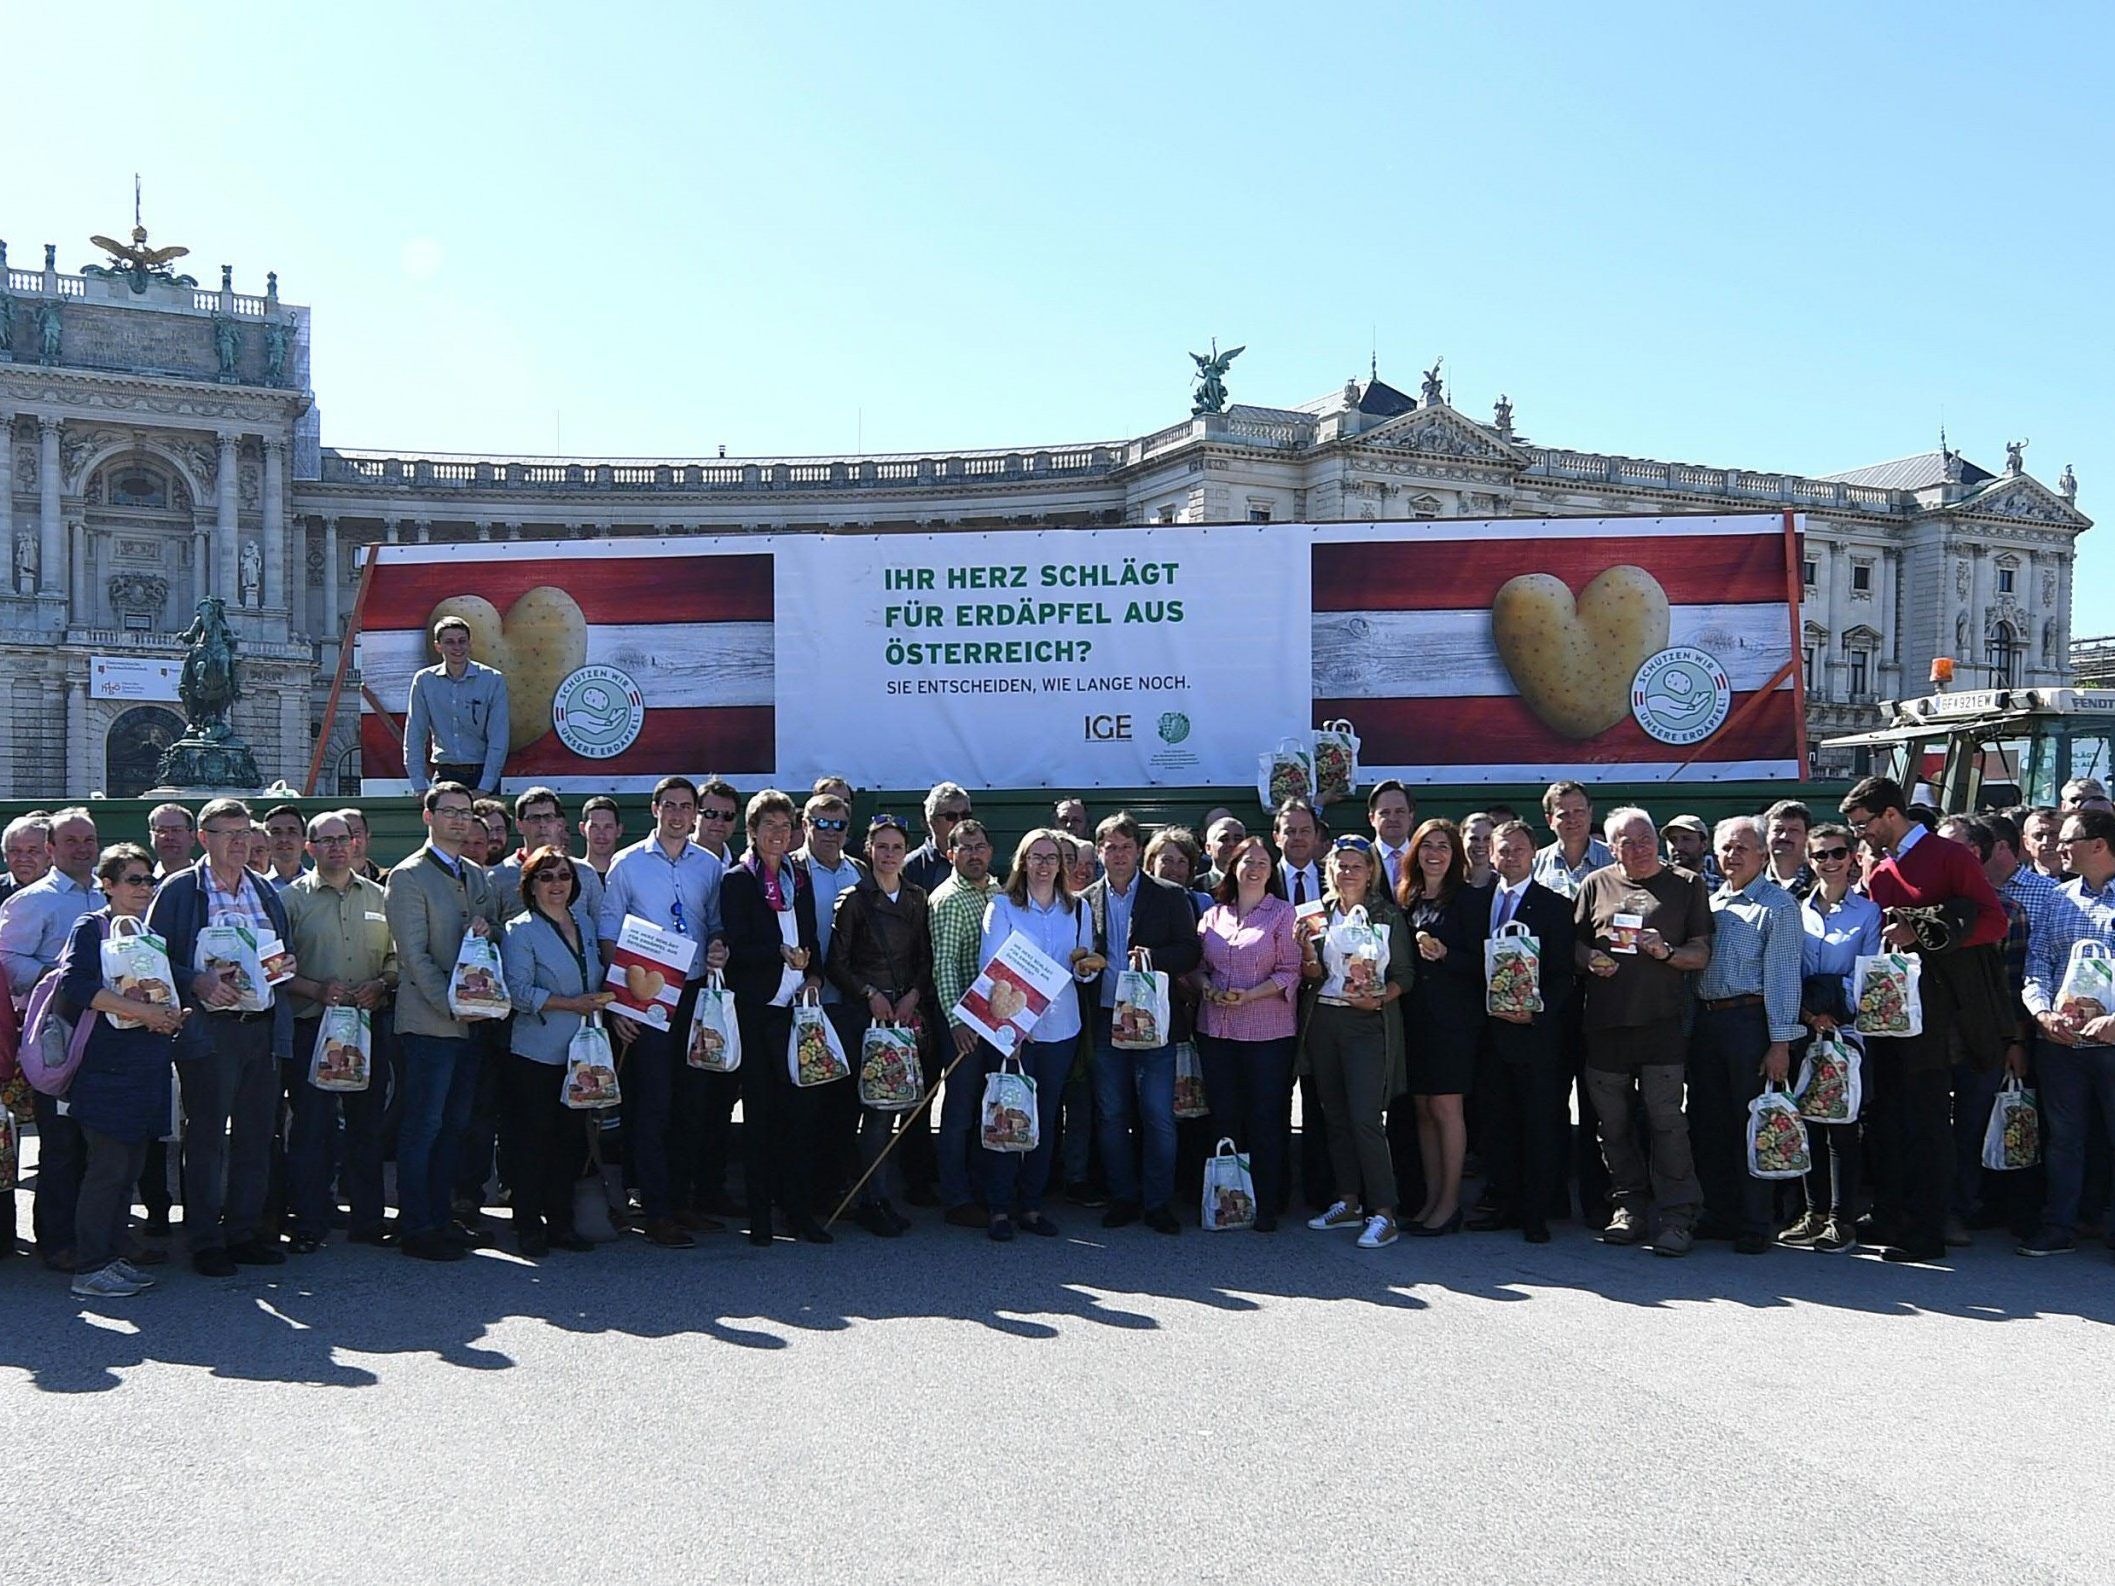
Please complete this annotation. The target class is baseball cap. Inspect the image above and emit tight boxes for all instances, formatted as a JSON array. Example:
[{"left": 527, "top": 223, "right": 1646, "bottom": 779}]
[{"left": 1660, "top": 815, "right": 1708, "bottom": 837}]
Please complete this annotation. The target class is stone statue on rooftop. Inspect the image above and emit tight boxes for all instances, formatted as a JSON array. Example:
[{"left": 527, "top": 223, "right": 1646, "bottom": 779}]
[
  {"left": 1493, "top": 393, "right": 1513, "bottom": 434},
  {"left": 36, "top": 301, "right": 60, "bottom": 364},
  {"left": 2059, "top": 462, "right": 2077, "bottom": 502},
  {"left": 2006, "top": 438, "right": 2028, "bottom": 476},
  {"left": 214, "top": 315, "right": 240, "bottom": 380},
  {"left": 1421, "top": 358, "right": 1444, "bottom": 406},
  {"left": 1189, "top": 339, "right": 1244, "bottom": 416},
  {"left": 263, "top": 319, "right": 290, "bottom": 384}
]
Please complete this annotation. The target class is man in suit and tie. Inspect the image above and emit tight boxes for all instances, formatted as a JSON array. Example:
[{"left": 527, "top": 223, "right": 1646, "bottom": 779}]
[
  {"left": 1368, "top": 781, "right": 1416, "bottom": 898},
  {"left": 1471, "top": 820, "right": 1578, "bottom": 1243},
  {"left": 1275, "top": 798, "right": 1324, "bottom": 910},
  {"left": 1273, "top": 796, "right": 1330, "bottom": 1206},
  {"left": 1082, "top": 813, "right": 1204, "bottom": 1234}
]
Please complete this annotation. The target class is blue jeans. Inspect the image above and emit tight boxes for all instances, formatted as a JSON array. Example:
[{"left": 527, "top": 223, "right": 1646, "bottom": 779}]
[
  {"left": 2037, "top": 1040, "right": 2115, "bottom": 1234},
  {"left": 1090, "top": 1013, "right": 1177, "bottom": 1210},
  {"left": 1195, "top": 1033, "right": 1297, "bottom": 1218},
  {"left": 396, "top": 1032, "right": 478, "bottom": 1236},
  {"left": 978, "top": 1039, "right": 1076, "bottom": 1218}
]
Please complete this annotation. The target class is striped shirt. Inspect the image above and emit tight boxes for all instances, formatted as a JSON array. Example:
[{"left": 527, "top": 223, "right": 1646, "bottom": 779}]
[{"left": 1696, "top": 873, "right": 1805, "bottom": 1043}]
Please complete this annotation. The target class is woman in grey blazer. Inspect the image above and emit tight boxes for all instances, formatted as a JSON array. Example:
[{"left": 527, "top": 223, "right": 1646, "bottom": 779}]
[{"left": 501, "top": 847, "right": 614, "bottom": 1257}]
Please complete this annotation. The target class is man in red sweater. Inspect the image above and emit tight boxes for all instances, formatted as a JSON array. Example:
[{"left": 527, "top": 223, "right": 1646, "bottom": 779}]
[{"left": 1841, "top": 776, "right": 2009, "bottom": 1263}]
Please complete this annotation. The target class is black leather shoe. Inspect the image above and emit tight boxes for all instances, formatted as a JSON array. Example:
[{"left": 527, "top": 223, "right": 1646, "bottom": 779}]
[
  {"left": 1467, "top": 1209, "right": 1521, "bottom": 1233},
  {"left": 401, "top": 1231, "right": 466, "bottom": 1263},
  {"left": 903, "top": 1184, "right": 941, "bottom": 1208},
  {"left": 346, "top": 1227, "right": 394, "bottom": 1247},
  {"left": 1523, "top": 1222, "right": 1551, "bottom": 1244},
  {"left": 549, "top": 1232, "right": 595, "bottom": 1253},
  {"left": 1019, "top": 1213, "right": 1061, "bottom": 1237},
  {"left": 1101, "top": 1200, "right": 1141, "bottom": 1230},
  {"left": 518, "top": 1229, "right": 550, "bottom": 1259},
  {"left": 1883, "top": 1242, "right": 1947, "bottom": 1263},
  {"left": 192, "top": 1248, "right": 238, "bottom": 1278},
  {"left": 1733, "top": 1234, "right": 1770, "bottom": 1255},
  {"left": 855, "top": 1204, "right": 900, "bottom": 1239},
  {"left": 791, "top": 1217, "right": 835, "bottom": 1245},
  {"left": 227, "top": 1238, "right": 287, "bottom": 1266},
  {"left": 1143, "top": 1206, "right": 1181, "bottom": 1236},
  {"left": 287, "top": 1234, "right": 325, "bottom": 1255}
]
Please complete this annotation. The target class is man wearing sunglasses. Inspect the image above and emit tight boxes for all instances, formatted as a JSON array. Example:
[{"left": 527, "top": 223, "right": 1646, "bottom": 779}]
[
  {"left": 382, "top": 782, "right": 500, "bottom": 1262},
  {"left": 147, "top": 797, "right": 298, "bottom": 1277},
  {"left": 797, "top": 792, "right": 869, "bottom": 1207},
  {"left": 907, "top": 782, "right": 971, "bottom": 895},
  {"left": 2019, "top": 809, "right": 2115, "bottom": 1256},
  {"left": 691, "top": 779, "right": 742, "bottom": 863}
]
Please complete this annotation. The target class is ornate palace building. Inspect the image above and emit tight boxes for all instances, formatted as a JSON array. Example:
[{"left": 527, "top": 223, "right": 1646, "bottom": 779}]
[{"left": 0, "top": 222, "right": 2093, "bottom": 796}]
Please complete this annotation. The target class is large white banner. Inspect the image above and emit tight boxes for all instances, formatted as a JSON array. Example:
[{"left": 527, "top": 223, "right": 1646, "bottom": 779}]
[{"left": 775, "top": 527, "right": 1311, "bottom": 789}]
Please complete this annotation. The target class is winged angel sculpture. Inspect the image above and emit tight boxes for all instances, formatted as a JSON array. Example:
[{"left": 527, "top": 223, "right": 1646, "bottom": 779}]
[{"left": 1190, "top": 339, "right": 1244, "bottom": 416}]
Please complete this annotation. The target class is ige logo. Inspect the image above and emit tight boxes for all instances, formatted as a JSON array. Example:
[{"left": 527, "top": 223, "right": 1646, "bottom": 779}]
[
  {"left": 553, "top": 664, "right": 645, "bottom": 759},
  {"left": 1157, "top": 711, "right": 1191, "bottom": 745},
  {"left": 1083, "top": 713, "right": 1133, "bottom": 742},
  {"left": 1630, "top": 647, "right": 1731, "bottom": 746}
]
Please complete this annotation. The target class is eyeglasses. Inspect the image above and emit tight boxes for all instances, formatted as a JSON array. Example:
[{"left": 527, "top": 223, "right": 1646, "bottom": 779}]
[
  {"left": 1026, "top": 851, "right": 1062, "bottom": 866},
  {"left": 112, "top": 873, "right": 154, "bottom": 887},
  {"left": 432, "top": 805, "right": 475, "bottom": 820},
  {"left": 697, "top": 808, "right": 736, "bottom": 822},
  {"left": 870, "top": 814, "right": 908, "bottom": 833},
  {"left": 1809, "top": 845, "right": 1851, "bottom": 861},
  {"left": 534, "top": 870, "right": 574, "bottom": 885},
  {"left": 933, "top": 808, "right": 969, "bottom": 822},
  {"left": 312, "top": 835, "right": 353, "bottom": 847},
  {"left": 809, "top": 817, "right": 849, "bottom": 832},
  {"left": 1331, "top": 835, "right": 1373, "bottom": 854}
]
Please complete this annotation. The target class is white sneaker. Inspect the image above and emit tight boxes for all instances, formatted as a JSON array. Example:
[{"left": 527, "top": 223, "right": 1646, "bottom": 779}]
[
  {"left": 1356, "top": 1214, "right": 1399, "bottom": 1249},
  {"left": 112, "top": 1259, "right": 157, "bottom": 1289},
  {"left": 71, "top": 1263, "right": 145, "bottom": 1299},
  {"left": 1307, "top": 1200, "right": 1363, "bottom": 1231}
]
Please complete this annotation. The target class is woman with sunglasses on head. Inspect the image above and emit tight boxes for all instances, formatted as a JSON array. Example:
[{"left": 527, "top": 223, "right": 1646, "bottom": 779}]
[
  {"left": 1780, "top": 821, "right": 1881, "bottom": 1252},
  {"left": 976, "top": 828, "right": 1098, "bottom": 1241},
  {"left": 1191, "top": 835, "right": 1303, "bottom": 1230},
  {"left": 57, "top": 844, "right": 187, "bottom": 1299},
  {"left": 721, "top": 789, "right": 830, "bottom": 1246},
  {"left": 501, "top": 845, "right": 616, "bottom": 1258},
  {"left": 826, "top": 814, "right": 934, "bottom": 1238},
  {"left": 1395, "top": 818, "right": 1493, "bottom": 1235},
  {"left": 1297, "top": 836, "right": 1413, "bottom": 1248}
]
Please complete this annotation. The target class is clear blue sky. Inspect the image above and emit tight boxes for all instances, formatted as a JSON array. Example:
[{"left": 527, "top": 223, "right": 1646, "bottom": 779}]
[{"left": 10, "top": 4, "right": 2110, "bottom": 619}]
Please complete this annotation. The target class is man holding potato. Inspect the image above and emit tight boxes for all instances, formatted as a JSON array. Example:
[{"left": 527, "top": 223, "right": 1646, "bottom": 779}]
[
  {"left": 1573, "top": 807, "right": 1714, "bottom": 1256},
  {"left": 404, "top": 615, "right": 510, "bottom": 794}
]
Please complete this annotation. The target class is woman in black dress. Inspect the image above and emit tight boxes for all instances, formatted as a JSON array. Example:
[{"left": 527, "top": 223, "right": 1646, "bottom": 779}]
[{"left": 1395, "top": 818, "right": 1492, "bottom": 1235}]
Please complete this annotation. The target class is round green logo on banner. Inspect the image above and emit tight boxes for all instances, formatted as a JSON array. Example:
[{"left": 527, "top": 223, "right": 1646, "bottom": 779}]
[{"left": 1158, "top": 712, "right": 1191, "bottom": 745}]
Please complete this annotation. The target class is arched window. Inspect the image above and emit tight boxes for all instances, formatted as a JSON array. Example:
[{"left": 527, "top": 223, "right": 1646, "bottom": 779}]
[
  {"left": 334, "top": 744, "right": 362, "bottom": 798},
  {"left": 105, "top": 705, "right": 185, "bottom": 799},
  {"left": 1989, "top": 622, "right": 2021, "bottom": 687}
]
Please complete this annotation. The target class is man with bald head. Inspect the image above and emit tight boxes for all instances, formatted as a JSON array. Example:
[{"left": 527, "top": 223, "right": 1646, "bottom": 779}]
[{"left": 1574, "top": 807, "right": 1714, "bottom": 1256}]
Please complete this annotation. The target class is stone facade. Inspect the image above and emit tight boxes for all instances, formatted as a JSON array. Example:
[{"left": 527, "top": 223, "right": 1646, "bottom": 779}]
[{"left": 0, "top": 229, "right": 2094, "bottom": 796}]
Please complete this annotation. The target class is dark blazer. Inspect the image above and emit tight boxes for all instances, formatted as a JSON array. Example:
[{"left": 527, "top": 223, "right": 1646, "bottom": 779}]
[
  {"left": 145, "top": 859, "right": 295, "bottom": 1062},
  {"left": 1083, "top": 871, "right": 1204, "bottom": 1044},
  {"left": 1487, "top": 879, "right": 1577, "bottom": 1064},
  {"left": 1402, "top": 880, "right": 1494, "bottom": 1039},
  {"left": 720, "top": 859, "right": 822, "bottom": 1008}
]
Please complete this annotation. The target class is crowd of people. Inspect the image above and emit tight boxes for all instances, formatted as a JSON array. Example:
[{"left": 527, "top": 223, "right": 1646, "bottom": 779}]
[{"left": 3, "top": 759, "right": 2113, "bottom": 1299}]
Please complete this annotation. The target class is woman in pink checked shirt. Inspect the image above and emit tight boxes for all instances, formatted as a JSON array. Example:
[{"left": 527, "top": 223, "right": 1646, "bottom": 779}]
[{"left": 1191, "top": 836, "right": 1303, "bottom": 1231}]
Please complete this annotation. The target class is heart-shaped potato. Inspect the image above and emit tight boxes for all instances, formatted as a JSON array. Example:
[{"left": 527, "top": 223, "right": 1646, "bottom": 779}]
[
  {"left": 425, "top": 587, "right": 589, "bottom": 753},
  {"left": 1491, "top": 565, "right": 1670, "bottom": 739},
  {"left": 626, "top": 965, "right": 667, "bottom": 1003}
]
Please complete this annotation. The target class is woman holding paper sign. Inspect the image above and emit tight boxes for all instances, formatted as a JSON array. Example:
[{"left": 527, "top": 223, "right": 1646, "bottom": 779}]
[
  {"left": 502, "top": 847, "right": 616, "bottom": 1258},
  {"left": 57, "top": 844, "right": 185, "bottom": 1299},
  {"left": 976, "top": 828, "right": 1097, "bottom": 1242},
  {"left": 1192, "top": 836, "right": 1302, "bottom": 1232},
  {"left": 720, "top": 789, "right": 827, "bottom": 1247}
]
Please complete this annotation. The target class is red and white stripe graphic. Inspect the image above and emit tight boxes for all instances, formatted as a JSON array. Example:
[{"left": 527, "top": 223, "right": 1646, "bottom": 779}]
[
  {"left": 1310, "top": 515, "right": 1804, "bottom": 782},
  {"left": 356, "top": 539, "right": 774, "bottom": 792}
]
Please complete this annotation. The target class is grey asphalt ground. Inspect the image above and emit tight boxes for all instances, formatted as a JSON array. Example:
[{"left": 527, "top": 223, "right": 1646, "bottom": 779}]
[{"left": 6, "top": 1189, "right": 2115, "bottom": 1586}]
